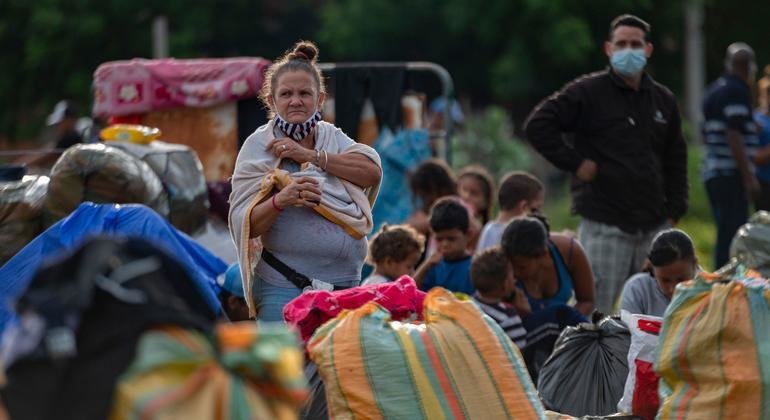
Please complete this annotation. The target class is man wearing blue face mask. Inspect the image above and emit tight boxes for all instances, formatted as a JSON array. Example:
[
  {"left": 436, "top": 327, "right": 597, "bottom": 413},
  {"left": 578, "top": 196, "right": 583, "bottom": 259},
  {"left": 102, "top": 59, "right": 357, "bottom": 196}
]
[{"left": 524, "top": 14, "right": 688, "bottom": 314}]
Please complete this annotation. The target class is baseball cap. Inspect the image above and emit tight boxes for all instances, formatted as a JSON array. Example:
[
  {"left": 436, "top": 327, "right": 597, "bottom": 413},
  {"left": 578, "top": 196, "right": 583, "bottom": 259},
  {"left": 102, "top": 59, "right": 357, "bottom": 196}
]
[
  {"left": 217, "top": 263, "right": 245, "bottom": 298},
  {"left": 46, "top": 100, "right": 77, "bottom": 126}
]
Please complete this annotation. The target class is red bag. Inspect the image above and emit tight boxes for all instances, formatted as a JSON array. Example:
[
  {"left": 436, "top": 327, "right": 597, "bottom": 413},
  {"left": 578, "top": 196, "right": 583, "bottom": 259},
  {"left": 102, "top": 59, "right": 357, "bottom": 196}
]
[
  {"left": 632, "top": 359, "right": 660, "bottom": 419},
  {"left": 283, "top": 276, "right": 426, "bottom": 343},
  {"left": 618, "top": 311, "right": 662, "bottom": 420}
]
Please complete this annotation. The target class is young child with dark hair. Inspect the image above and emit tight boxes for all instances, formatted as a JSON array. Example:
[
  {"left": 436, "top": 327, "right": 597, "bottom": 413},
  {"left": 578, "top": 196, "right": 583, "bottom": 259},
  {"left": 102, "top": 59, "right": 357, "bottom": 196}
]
[
  {"left": 407, "top": 159, "right": 458, "bottom": 235},
  {"left": 477, "top": 171, "right": 545, "bottom": 251},
  {"left": 414, "top": 197, "right": 474, "bottom": 294},
  {"left": 362, "top": 224, "right": 426, "bottom": 286},
  {"left": 620, "top": 229, "right": 699, "bottom": 316},
  {"left": 471, "top": 247, "right": 527, "bottom": 349},
  {"left": 457, "top": 165, "right": 495, "bottom": 225}
]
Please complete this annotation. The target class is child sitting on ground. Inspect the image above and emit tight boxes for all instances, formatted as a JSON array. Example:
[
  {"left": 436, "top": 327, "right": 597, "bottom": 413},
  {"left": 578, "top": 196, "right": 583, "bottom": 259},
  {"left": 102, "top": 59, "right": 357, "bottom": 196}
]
[
  {"left": 470, "top": 247, "right": 528, "bottom": 349},
  {"left": 361, "top": 224, "right": 426, "bottom": 286},
  {"left": 414, "top": 197, "right": 474, "bottom": 294},
  {"left": 477, "top": 171, "right": 544, "bottom": 252},
  {"left": 620, "top": 229, "right": 699, "bottom": 317}
]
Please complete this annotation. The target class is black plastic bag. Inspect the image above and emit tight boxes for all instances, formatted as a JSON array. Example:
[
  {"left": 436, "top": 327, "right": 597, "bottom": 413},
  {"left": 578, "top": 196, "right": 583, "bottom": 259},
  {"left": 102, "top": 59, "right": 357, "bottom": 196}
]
[
  {"left": 537, "top": 315, "right": 630, "bottom": 417},
  {"left": 521, "top": 303, "right": 588, "bottom": 384}
]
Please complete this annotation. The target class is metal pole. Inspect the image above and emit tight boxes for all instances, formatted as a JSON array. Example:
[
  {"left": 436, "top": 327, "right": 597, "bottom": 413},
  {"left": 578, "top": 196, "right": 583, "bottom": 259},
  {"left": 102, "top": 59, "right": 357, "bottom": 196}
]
[
  {"left": 152, "top": 16, "right": 169, "bottom": 59},
  {"left": 684, "top": 0, "right": 705, "bottom": 142}
]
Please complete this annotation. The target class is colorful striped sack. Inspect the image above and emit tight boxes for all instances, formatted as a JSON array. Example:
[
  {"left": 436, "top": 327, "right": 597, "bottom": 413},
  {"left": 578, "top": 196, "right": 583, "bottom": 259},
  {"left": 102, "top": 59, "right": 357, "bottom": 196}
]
[
  {"left": 656, "top": 267, "right": 770, "bottom": 419},
  {"left": 308, "top": 287, "right": 545, "bottom": 419},
  {"left": 110, "top": 323, "right": 308, "bottom": 420}
]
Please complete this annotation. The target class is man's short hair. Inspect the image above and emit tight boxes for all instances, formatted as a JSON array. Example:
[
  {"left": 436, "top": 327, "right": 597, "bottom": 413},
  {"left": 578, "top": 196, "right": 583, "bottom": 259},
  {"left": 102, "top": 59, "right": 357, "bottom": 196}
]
[
  {"left": 471, "top": 247, "right": 510, "bottom": 294},
  {"left": 498, "top": 171, "right": 544, "bottom": 211},
  {"left": 725, "top": 42, "right": 756, "bottom": 74},
  {"left": 429, "top": 197, "right": 469, "bottom": 233},
  {"left": 609, "top": 14, "right": 651, "bottom": 42}
]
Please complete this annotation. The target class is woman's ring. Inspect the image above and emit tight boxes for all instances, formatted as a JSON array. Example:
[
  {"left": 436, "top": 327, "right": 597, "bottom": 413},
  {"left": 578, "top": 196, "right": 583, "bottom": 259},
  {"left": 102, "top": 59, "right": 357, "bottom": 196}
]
[{"left": 281, "top": 145, "right": 287, "bottom": 151}]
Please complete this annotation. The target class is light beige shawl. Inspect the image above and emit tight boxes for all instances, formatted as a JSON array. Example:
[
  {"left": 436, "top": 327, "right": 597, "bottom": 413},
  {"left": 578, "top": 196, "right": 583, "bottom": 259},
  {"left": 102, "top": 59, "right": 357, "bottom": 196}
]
[{"left": 228, "top": 120, "right": 381, "bottom": 316}]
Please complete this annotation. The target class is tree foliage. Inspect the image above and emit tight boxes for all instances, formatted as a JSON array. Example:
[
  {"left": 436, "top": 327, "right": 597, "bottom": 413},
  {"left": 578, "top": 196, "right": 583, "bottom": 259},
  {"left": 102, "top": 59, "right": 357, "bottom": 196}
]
[
  {"left": 0, "top": 0, "right": 319, "bottom": 142},
  {"left": 318, "top": 0, "right": 684, "bottom": 108},
  {"left": 451, "top": 106, "right": 531, "bottom": 180},
  {"left": 1, "top": 0, "right": 770, "bottom": 142}
]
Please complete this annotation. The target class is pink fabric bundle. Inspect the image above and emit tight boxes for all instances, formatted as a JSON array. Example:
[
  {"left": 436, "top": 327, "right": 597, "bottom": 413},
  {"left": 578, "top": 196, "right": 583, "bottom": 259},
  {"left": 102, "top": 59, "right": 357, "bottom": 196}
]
[
  {"left": 93, "top": 57, "right": 270, "bottom": 117},
  {"left": 283, "top": 276, "right": 426, "bottom": 343}
]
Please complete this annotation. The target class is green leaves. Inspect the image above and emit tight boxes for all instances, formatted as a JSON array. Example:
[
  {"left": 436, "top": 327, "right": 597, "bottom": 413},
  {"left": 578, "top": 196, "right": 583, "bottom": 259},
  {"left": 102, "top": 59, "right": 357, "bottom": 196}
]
[
  {"left": 451, "top": 106, "right": 531, "bottom": 180},
  {"left": 317, "top": 0, "right": 605, "bottom": 103},
  {"left": 3, "top": 0, "right": 770, "bottom": 144}
]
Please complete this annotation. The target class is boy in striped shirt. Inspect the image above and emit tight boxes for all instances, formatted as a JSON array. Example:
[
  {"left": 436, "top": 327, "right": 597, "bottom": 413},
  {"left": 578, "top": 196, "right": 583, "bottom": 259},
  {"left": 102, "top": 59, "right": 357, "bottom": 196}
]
[{"left": 470, "top": 247, "right": 527, "bottom": 349}]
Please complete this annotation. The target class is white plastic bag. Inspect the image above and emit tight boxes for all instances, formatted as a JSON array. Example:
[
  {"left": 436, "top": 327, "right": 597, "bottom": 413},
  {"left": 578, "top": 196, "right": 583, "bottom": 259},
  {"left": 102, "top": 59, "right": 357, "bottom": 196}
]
[{"left": 618, "top": 310, "right": 662, "bottom": 419}]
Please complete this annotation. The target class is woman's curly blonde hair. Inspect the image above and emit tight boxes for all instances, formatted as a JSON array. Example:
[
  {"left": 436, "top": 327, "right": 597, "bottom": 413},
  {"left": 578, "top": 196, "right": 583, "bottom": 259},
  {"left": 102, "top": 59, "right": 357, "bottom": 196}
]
[{"left": 260, "top": 40, "right": 326, "bottom": 113}]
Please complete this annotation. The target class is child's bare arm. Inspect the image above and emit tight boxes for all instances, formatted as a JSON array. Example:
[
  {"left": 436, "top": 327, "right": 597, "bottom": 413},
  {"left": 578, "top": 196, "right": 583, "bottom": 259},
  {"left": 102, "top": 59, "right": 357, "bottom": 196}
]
[{"left": 413, "top": 252, "right": 442, "bottom": 287}]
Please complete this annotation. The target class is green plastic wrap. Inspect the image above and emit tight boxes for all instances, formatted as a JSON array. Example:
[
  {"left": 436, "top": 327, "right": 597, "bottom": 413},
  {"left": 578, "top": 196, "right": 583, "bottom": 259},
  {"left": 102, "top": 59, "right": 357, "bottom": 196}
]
[
  {"left": 729, "top": 210, "right": 770, "bottom": 276},
  {"left": 0, "top": 175, "right": 48, "bottom": 264},
  {"left": 43, "top": 144, "right": 169, "bottom": 226},
  {"left": 109, "top": 140, "right": 209, "bottom": 235}
]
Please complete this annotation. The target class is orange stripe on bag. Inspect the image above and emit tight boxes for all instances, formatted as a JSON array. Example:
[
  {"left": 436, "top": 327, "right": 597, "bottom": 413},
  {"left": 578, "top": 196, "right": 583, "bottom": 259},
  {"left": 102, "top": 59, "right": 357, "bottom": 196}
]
[
  {"left": 453, "top": 308, "right": 539, "bottom": 418},
  {"left": 674, "top": 299, "right": 708, "bottom": 420},
  {"left": 331, "top": 305, "right": 382, "bottom": 420},
  {"left": 425, "top": 288, "right": 539, "bottom": 419},
  {"left": 717, "top": 284, "right": 761, "bottom": 418},
  {"left": 420, "top": 332, "right": 466, "bottom": 419}
]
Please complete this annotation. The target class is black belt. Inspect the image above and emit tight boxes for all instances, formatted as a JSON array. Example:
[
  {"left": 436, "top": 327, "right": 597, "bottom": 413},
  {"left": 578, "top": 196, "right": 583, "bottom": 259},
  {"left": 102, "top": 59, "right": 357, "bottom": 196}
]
[{"left": 261, "top": 250, "right": 348, "bottom": 292}]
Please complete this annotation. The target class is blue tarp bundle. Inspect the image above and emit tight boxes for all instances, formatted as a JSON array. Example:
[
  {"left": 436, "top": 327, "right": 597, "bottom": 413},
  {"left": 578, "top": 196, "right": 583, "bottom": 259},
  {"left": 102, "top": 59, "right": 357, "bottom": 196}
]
[{"left": 0, "top": 202, "right": 226, "bottom": 329}]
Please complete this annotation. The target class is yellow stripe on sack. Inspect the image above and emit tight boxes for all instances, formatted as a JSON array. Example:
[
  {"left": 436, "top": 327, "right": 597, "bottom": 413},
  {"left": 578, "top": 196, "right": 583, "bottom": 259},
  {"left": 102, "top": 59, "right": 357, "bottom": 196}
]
[
  {"left": 426, "top": 289, "right": 539, "bottom": 419},
  {"left": 428, "top": 317, "right": 507, "bottom": 417},
  {"left": 717, "top": 283, "right": 761, "bottom": 418},
  {"left": 307, "top": 317, "right": 348, "bottom": 419},
  {"left": 457, "top": 316, "right": 538, "bottom": 418},
  {"left": 657, "top": 290, "right": 709, "bottom": 420},
  {"left": 330, "top": 304, "right": 382, "bottom": 420},
  {"left": 394, "top": 327, "right": 445, "bottom": 420},
  {"left": 684, "top": 283, "right": 732, "bottom": 416}
]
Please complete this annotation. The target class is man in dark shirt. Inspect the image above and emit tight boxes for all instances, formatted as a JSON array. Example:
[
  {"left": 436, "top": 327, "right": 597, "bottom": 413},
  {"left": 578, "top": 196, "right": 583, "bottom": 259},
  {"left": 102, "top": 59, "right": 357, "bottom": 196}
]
[
  {"left": 47, "top": 100, "right": 82, "bottom": 150},
  {"left": 702, "top": 43, "right": 759, "bottom": 269},
  {"left": 524, "top": 14, "right": 688, "bottom": 313}
]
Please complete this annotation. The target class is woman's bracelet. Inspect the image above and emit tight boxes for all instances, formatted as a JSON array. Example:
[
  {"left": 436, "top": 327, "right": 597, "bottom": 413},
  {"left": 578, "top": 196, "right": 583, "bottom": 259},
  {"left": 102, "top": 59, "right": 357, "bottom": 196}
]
[
  {"left": 314, "top": 149, "right": 321, "bottom": 167},
  {"left": 321, "top": 150, "right": 329, "bottom": 170},
  {"left": 271, "top": 194, "right": 284, "bottom": 212}
]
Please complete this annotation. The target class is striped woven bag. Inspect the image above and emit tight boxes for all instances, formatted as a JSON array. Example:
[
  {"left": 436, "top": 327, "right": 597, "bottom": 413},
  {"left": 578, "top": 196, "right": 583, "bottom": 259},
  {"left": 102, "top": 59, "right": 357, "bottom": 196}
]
[
  {"left": 308, "top": 287, "right": 545, "bottom": 419},
  {"left": 656, "top": 267, "right": 770, "bottom": 419},
  {"left": 109, "top": 323, "right": 308, "bottom": 420}
]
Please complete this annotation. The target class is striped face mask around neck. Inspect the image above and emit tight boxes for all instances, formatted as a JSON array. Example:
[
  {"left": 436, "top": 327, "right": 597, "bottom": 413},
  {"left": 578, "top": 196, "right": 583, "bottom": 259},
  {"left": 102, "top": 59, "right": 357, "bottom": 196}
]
[{"left": 274, "top": 110, "right": 322, "bottom": 142}]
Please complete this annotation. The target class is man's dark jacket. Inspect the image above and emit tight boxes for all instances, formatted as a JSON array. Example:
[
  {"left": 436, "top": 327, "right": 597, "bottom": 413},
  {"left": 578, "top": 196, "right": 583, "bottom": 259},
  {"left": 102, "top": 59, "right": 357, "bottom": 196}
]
[{"left": 524, "top": 69, "right": 689, "bottom": 233}]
